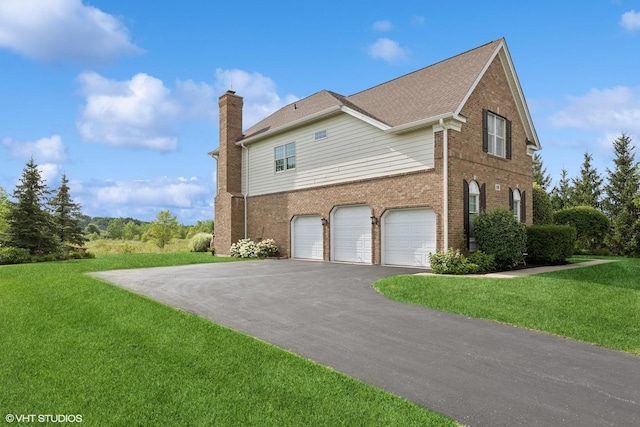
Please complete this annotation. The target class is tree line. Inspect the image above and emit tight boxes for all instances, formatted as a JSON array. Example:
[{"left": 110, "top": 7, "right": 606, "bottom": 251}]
[
  {"left": 533, "top": 134, "right": 640, "bottom": 256},
  {"left": 0, "top": 158, "right": 214, "bottom": 255}
]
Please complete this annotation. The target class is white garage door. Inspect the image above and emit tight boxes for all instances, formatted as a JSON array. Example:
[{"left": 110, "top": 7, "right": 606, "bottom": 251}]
[
  {"left": 332, "top": 205, "right": 372, "bottom": 264},
  {"left": 291, "top": 215, "right": 323, "bottom": 260},
  {"left": 383, "top": 208, "right": 436, "bottom": 267}
]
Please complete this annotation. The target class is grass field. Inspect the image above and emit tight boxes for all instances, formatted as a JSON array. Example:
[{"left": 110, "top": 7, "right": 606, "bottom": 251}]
[
  {"left": 375, "top": 257, "right": 640, "bottom": 354},
  {"left": 0, "top": 253, "right": 457, "bottom": 426}
]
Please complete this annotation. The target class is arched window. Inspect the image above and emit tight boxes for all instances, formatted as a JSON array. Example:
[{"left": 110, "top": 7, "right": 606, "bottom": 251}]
[
  {"left": 468, "top": 181, "right": 480, "bottom": 251},
  {"left": 512, "top": 188, "right": 521, "bottom": 222}
]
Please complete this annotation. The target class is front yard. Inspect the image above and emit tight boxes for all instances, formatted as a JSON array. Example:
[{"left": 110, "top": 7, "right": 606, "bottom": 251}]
[
  {"left": 375, "top": 256, "right": 640, "bottom": 354},
  {"left": 0, "top": 254, "right": 456, "bottom": 426}
]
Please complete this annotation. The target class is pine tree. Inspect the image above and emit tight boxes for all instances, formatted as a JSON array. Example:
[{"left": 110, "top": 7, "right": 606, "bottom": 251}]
[
  {"left": 604, "top": 134, "right": 640, "bottom": 255},
  {"left": 532, "top": 153, "right": 552, "bottom": 191},
  {"left": 571, "top": 151, "right": 603, "bottom": 209},
  {"left": 50, "top": 174, "right": 86, "bottom": 247},
  {"left": 550, "top": 167, "right": 573, "bottom": 211},
  {"left": 5, "top": 158, "right": 59, "bottom": 253}
]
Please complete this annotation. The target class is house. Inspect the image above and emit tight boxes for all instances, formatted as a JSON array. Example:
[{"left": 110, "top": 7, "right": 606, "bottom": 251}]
[{"left": 210, "top": 38, "right": 540, "bottom": 267}]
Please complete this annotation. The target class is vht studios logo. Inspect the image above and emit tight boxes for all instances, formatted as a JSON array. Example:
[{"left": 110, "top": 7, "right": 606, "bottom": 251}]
[{"left": 5, "top": 414, "right": 83, "bottom": 423}]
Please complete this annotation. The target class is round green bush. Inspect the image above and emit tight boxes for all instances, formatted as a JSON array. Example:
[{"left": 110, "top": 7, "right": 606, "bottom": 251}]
[
  {"left": 553, "top": 206, "right": 609, "bottom": 253},
  {"left": 473, "top": 207, "right": 527, "bottom": 269},
  {"left": 526, "top": 225, "right": 576, "bottom": 265},
  {"left": 190, "top": 233, "right": 213, "bottom": 252}
]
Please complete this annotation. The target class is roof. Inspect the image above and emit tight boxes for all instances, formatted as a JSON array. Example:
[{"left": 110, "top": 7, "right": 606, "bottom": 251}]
[{"left": 237, "top": 38, "right": 540, "bottom": 151}]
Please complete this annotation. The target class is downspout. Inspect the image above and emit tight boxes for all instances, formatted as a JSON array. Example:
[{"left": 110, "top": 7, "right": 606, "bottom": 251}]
[
  {"left": 440, "top": 118, "right": 449, "bottom": 250},
  {"left": 240, "top": 142, "right": 249, "bottom": 239}
]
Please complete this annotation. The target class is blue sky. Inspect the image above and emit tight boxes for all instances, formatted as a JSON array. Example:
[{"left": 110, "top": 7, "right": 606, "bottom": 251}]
[{"left": 1, "top": 0, "right": 639, "bottom": 224}]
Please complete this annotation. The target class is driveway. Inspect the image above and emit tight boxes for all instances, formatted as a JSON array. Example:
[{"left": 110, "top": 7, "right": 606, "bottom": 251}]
[{"left": 91, "top": 260, "right": 640, "bottom": 427}]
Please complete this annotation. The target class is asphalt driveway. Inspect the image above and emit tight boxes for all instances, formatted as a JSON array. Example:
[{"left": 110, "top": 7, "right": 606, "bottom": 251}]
[{"left": 91, "top": 260, "right": 640, "bottom": 427}]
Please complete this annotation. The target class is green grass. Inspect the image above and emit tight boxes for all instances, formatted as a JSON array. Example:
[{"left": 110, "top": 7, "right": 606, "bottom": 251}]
[
  {"left": 375, "top": 257, "right": 640, "bottom": 354},
  {"left": 0, "top": 253, "right": 456, "bottom": 426}
]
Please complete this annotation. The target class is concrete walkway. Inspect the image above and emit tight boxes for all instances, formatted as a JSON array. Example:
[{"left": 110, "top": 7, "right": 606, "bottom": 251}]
[{"left": 91, "top": 260, "right": 639, "bottom": 427}]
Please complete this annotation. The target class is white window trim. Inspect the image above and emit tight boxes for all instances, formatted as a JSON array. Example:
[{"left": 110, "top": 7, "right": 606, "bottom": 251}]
[
  {"left": 487, "top": 112, "right": 506, "bottom": 158},
  {"left": 469, "top": 180, "right": 480, "bottom": 251},
  {"left": 513, "top": 188, "right": 521, "bottom": 222},
  {"left": 274, "top": 142, "right": 296, "bottom": 173}
]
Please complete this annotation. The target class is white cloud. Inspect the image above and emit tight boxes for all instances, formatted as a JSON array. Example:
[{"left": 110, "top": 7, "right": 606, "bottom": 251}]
[
  {"left": 39, "top": 163, "right": 61, "bottom": 185},
  {"left": 0, "top": 0, "right": 142, "bottom": 64},
  {"left": 76, "top": 72, "right": 181, "bottom": 150},
  {"left": 367, "top": 38, "right": 409, "bottom": 64},
  {"left": 373, "top": 20, "right": 393, "bottom": 32},
  {"left": 549, "top": 86, "right": 640, "bottom": 133},
  {"left": 74, "top": 176, "right": 213, "bottom": 222},
  {"left": 175, "top": 79, "right": 216, "bottom": 121},
  {"left": 213, "top": 69, "right": 298, "bottom": 127},
  {"left": 1, "top": 135, "right": 67, "bottom": 163},
  {"left": 620, "top": 10, "right": 640, "bottom": 32}
]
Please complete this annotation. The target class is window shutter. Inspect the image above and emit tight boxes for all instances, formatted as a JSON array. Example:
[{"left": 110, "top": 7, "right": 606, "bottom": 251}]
[
  {"left": 521, "top": 191, "right": 527, "bottom": 223},
  {"left": 463, "top": 180, "right": 470, "bottom": 250},
  {"left": 506, "top": 119, "right": 512, "bottom": 159},
  {"left": 480, "top": 183, "right": 486, "bottom": 212},
  {"left": 482, "top": 109, "right": 489, "bottom": 153}
]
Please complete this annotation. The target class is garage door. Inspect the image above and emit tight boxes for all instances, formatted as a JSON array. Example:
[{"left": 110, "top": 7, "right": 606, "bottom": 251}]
[
  {"left": 291, "top": 215, "right": 323, "bottom": 260},
  {"left": 332, "top": 205, "right": 372, "bottom": 263},
  {"left": 383, "top": 208, "right": 436, "bottom": 267}
]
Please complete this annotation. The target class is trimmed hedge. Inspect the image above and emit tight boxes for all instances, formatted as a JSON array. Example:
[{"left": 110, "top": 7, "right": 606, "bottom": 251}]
[
  {"left": 474, "top": 207, "right": 527, "bottom": 268},
  {"left": 553, "top": 206, "right": 610, "bottom": 252},
  {"left": 526, "top": 225, "right": 576, "bottom": 265}
]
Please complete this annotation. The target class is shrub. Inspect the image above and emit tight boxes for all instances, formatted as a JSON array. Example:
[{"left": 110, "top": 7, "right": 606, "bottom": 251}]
[
  {"left": 428, "top": 249, "right": 496, "bottom": 275},
  {"left": 526, "top": 225, "right": 576, "bottom": 265},
  {"left": 467, "top": 250, "right": 496, "bottom": 272},
  {"left": 532, "top": 183, "right": 553, "bottom": 225},
  {"left": 191, "top": 233, "right": 213, "bottom": 252},
  {"left": 474, "top": 208, "right": 527, "bottom": 269},
  {"left": 553, "top": 206, "right": 610, "bottom": 253},
  {"left": 230, "top": 238, "right": 279, "bottom": 258},
  {"left": 0, "top": 246, "right": 31, "bottom": 265}
]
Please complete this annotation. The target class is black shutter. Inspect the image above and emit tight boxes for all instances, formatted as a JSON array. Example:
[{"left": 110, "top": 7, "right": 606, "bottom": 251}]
[
  {"left": 506, "top": 119, "right": 512, "bottom": 159},
  {"left": 521, "top": 191, "right": 527, "bottom": 223},
  {"left": 463, "top": 180, "right": 470, "bottom": 250},
  {"left": 482, "top": 109, "right": 489, "bottom": 153},
  {"left": 480, "top": 183, "right": 486, "bottom": 212}
]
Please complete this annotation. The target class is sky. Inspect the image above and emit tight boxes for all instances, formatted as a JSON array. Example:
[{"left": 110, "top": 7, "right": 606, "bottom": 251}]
[{"left": 1, "top": 0, "right": 639, "bottom": 224}]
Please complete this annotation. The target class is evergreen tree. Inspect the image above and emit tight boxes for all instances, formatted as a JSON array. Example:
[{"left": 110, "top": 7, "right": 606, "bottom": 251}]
[
  {"left": 0, "top": 186, "right": 9, "bottom": 242},
  {"left": 604, "top": 134, "right": 640, "bottom": 256},
  {"left": 571, "top": 151, "right": 603, "bottom": 209},
  {"left": 550, "top": 167, "right": 573, "bottom": 211},
  {"left": 50, "top": 174, "right": 86, "bottom": 247},
  {"left": 146, "top": 210, "right": 179, "bottom": 248},
  {"left": 533, "top": 153, "right": 552, "bottom": 191},
  {"left": 5, "top": 158, "right": 59, "bottom": 253}
]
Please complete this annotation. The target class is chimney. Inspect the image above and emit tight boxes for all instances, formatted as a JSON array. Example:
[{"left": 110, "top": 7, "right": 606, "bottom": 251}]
[{"left": 214, "top": 90, "right": 245, "bottom": 255}]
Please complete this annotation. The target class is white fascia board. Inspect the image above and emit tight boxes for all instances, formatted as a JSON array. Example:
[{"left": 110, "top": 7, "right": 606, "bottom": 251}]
[
  {"left": 391, "top": 113, "right": 466, "bottom": 134},
  {"left": 341, "top": 106, "right": 391, "bottom": 131},
  {"left": 238, "top": 105, "right": 343, "bottom": 146}
]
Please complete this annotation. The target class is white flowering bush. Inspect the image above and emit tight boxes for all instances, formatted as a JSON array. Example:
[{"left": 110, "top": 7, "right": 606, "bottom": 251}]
[{"left": 230, "top": 238, "right": 279, "bottom": 258}]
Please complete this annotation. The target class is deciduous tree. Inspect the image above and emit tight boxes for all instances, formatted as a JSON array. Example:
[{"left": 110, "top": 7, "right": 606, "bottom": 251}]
[{"left": 146, "top": 210, "right": 179, "bottom": 248}]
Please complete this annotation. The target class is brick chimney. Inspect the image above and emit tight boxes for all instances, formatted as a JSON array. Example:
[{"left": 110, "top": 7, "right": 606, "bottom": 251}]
[{"left": 214, "top": 90, "right": 245, "bottom": 255}]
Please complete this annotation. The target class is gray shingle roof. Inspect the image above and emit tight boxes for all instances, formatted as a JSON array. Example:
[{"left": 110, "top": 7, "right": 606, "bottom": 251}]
[{"left": 243, "top": 39, "right": 502, "bottom": 140}]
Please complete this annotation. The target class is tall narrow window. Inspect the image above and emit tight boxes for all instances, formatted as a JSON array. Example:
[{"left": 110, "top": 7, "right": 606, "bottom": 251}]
[
  {"left": 275, "top": 142, "right": 296, "bottom": 172},
  {"left": 512, "top": 188, "right": 521, "bottom": 222},
  {"left": 468, "top": 181, "right": 480, "bottom": 251}
]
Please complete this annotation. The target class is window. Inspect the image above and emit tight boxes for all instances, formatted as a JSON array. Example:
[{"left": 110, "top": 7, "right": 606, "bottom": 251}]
[
  {"left": 275, "top": 142, "right": 296, "bottom": 172},
  {"left": 512, "top": 188, "right": 521, "bottom": 221},
  {"left": 314, "top": 130, "right": 327, "bottom": 140},
  {"left": 468, "top": 181, "right": 480, "bottom": 251},
  {"left": 482, "top": 110, "right": 512, "bottom": 159}
]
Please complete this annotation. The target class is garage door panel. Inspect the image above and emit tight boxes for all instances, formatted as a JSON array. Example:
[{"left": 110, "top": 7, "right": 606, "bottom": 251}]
[
  {"left": 332, "top": 205, "right": 372, "bottom": 264},
  {"left": 292, "top": 216, "right": 323, "bottom": 260},
  {"left": 383, "top": 209, "right": 436, "bottom": 267}
]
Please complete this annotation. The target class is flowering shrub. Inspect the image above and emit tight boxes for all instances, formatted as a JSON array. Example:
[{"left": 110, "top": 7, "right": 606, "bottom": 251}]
[
  {"left": 230, "top": 238, "right": 279, "bottom": 258},
  {"left": 429, "top": 249, "right": 495, "bottom": 275}
]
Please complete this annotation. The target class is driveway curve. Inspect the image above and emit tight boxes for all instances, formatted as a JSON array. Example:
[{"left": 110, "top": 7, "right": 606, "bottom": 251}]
[{"left": 91, "top": 260, "right": 640, "bottom": 427}]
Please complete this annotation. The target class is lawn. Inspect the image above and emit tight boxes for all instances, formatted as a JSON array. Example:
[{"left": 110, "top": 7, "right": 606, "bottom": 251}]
[
  {"left": 0, "top": 253, "right": 457, "bottom": 426},
  {"left": 375, "top": 257, "right": 640, "bottom": 354}
]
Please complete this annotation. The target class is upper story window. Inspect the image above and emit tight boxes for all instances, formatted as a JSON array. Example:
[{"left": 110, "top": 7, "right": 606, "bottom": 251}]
[
  {"left": 482, "top": 110, "right": 512, "bottom": 159},
  {"left": 314, "top": 130, "right": 327, "bottom": 140},
  {"left": 275, "top": 142, "right": 296, "bottom": 172}
]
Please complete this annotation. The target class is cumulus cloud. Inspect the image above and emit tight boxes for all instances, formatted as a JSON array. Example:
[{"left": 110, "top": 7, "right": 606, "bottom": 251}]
[
  {"left": 213, "top": 69, "right": 298, "bottom": 127},
  {"left": 76, "top": 72, "right": 181, "bottom": 150},
  {"left": 0, "top": 0, "right": 142, "bottom": 65},
  {"left": 367, "top": 38, "right": 409, "bottom": 64},
  {"left": 1, "top": 135, "right": 67, "bottom": 163},
  {"left": 620, "top": 10, "right": 640, "bottom": 32},
  {"left": 39, "top": 163, "right": 61, "bottom": 185},
  {"left": 74, "top": 176, "right": 213, "bottom": 222},
  {"left": 175, "top": 79, "right": 216, "bottom": 121},
  {"left": 373, "top": 20, "right": 393, "bottom": 32}
]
